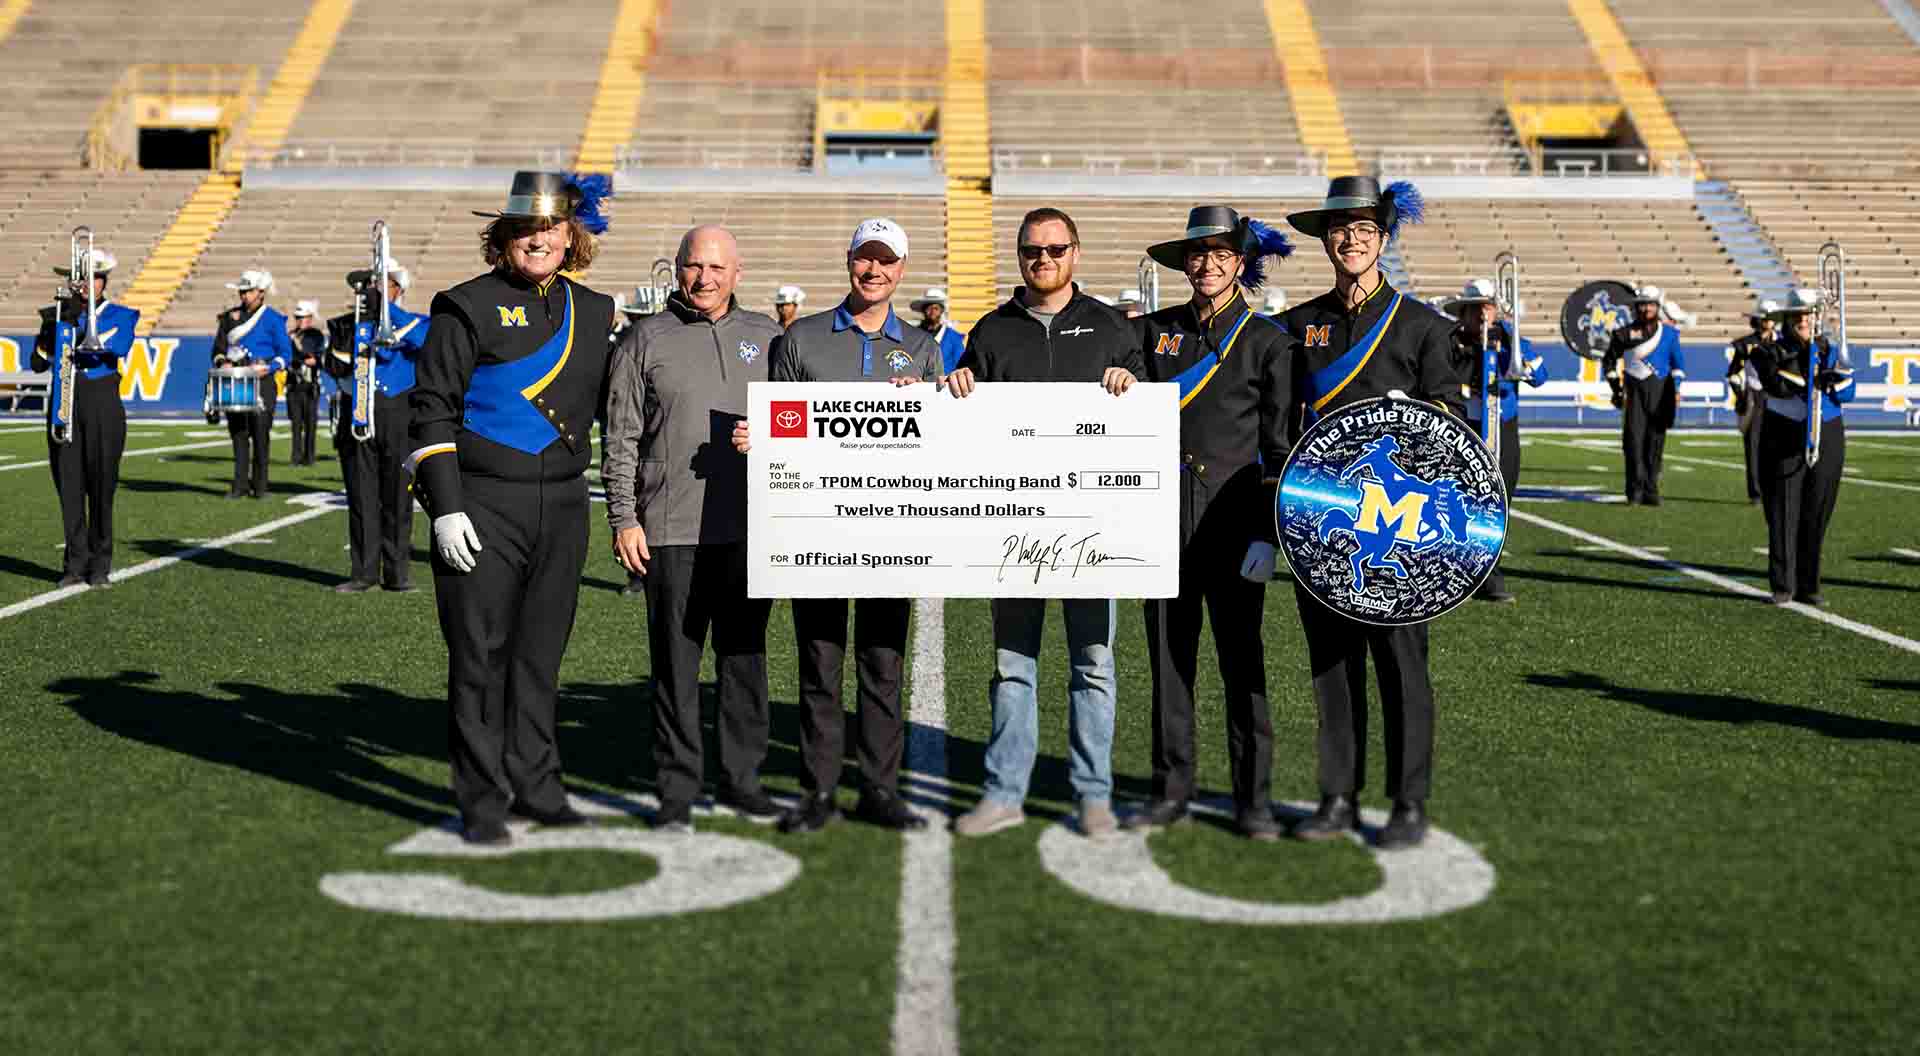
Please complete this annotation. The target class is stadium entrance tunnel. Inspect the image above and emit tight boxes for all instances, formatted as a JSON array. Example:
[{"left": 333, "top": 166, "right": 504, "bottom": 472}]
[{"left": 140, "top": 127, "right": 218, "bottom": 170}]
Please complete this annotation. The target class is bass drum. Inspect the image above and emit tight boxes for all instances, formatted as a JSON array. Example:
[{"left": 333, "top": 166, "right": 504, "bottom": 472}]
[
  {"left": 1559, "top": 280, "right": 1635, "bottom": 361},
  {"left": 1275, "top": 396, "right": 1507, "bottom": 626}
]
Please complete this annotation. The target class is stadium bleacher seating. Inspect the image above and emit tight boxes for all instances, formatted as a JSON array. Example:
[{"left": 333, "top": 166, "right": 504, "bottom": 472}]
[
  {"left": 0, "top": 171, "right": 205, "bottom": 331},
  {"left": 1736, "top": 180, "right": 1920, "bottom": 344}
]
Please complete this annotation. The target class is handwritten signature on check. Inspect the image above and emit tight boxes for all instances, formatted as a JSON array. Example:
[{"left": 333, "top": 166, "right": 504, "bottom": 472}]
[{"left": 998, "top": 531, "right": 1147, "bottom": 584}]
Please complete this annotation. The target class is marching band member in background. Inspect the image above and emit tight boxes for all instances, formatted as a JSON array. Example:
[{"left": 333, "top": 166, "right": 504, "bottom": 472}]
[
  {"left": 1603, "top": 284, "right": 1685, "bottom": 506},
  {"left": 33, "top": 244, "right": 136, "bottom": 589},
  {"left": 604, "top": 225, "right": 784, "bottom": 832},
  {"left": 407, "top": 171, "right": 617, "bottom": 845},
  {"left": 1260, "top": 288, "right": 1287, "bottom": 317},
  {"left": 1750, "top": 288, "right": 1852, "bottom": 607},
  {"left": 211, "top": 270, "right": 291, "bottom": 500},
  {"left": 286, "top": 301, "right": 325, "bottom": 467},
  {"left": 943, "top": 207, "right": 1143, "bottom": 840},
  {"left": 731, "top": 218, "right": 941, "bottom": 835},
  {"left": 1115, "top": 288, "right": 1145, "bottom": 319},
  {"left": 1126, "top": 205, "right": 1295, "bottom": 842},
  {"left": 1280, "top": 176, "right": 1459, "bottom": 849},
  {"left": 335, "top": 259, "right": 428, "bottom": 594},
  {"left": 772, "top": 284, "right": 805, "bottom": 330},
  {"left": 1448, "top": 278, "right": 1546, "bottom": 604},
  {"left": 912, "top": 285, "right": 967, "bottom": 374},
  {"left": 1726, "top": 300, "right": 1778, "bottom": 504}
]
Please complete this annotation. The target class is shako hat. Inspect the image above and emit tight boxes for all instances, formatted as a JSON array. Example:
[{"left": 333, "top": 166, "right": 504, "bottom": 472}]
[
  {"left": 1286, "top": 176, "right": 1425, "bottom": 242},
  {"left": 472, "top": 170, "right": 611, "bottom": 234},
  {"left": 1145, "top": 205, "right": 1294, "bottom": 290},
  {"left": 1773, "top": 288, "right": 1820, "bottom": 316}
]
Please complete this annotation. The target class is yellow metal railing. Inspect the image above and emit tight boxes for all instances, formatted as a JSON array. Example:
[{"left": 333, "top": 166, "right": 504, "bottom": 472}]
[
  {"left": 815, "top": 68, "right": 944, "bottom": 170},
  {"left": 1566, "top": 0, "right": 1699, "bottom": 177},
  {"left": 1264, "top": 0, "right": 1357, "bottom": 178},
  {"left": 575, "top": 0, "right": 661, "bottom": 172},
  {"left": 942, "top": 0, "right": 995, "bottom": 326},
  {"left": 85, "top": 64, "right": 259, "bottom": 172}
]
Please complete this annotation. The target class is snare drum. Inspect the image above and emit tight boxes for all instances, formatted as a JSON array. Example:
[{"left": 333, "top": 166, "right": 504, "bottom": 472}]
[{"left": 210, "top": 366, "right": 264, "bottom": 414}]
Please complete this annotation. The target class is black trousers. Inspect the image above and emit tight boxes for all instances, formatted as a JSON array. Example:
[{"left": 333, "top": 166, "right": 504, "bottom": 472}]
[
  {"left": 47, "top": 375, "right": 127, "bottom": 580},
  {"left": 1758, "top": 412, "right": 1845, "bottom": 598},
  {"left": 286, "top": 383, "right": 319, "bottom": 465},
  {"left": 792, "top": 597, "right": 910, "bottom": 796},
  {"left": 1481, "top": 416, "right": 1521, "bottom": 596},
  {"left": 226, "top": 375, "right": 277, "bottom": 497},
  {"left": 1736, "top": 395, "right": 1764, "bottom": 501},
  {"left": 1621, "top": 374, "right": 1668, "bottom": 502},
  {"left": 1294, "top": 584, "right": 1435, "bottom": 802},
  {"left": 339, "top": 394, "right": 414, "bottom": 588},
  {"left": 434, "top": 474, "right": 589, "bottom": 828},
  {"left": 644, "top": 542, "right": 773, "bottom": 806},
  {"left": 1144, "top": 518, "right": 1272, "bottom": 808}
]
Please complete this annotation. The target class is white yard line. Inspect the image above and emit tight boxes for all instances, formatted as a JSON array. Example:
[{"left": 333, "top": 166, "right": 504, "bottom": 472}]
[
  {"left": 0, "top": 438, "right": 229, "bottom": 473},
  {"left": 1538, "top": 439, "right": 1920, "bottom": 494},
  {"left": 1893, "top": 548, "right": 1920, "bottom": 560},
  {"left": 1576, "top": 544, "right": 1668, "bottom": 552},
  {"left": 0, "top": 505, "right": 335, "bottom": 621},
  {"left": 1848, "top": 439, "right": 1920, "bottom": 454},
  {"left": 892, "top": 596, "right": 958, "bottom": 1056},
  {"left": 1512, "top": 509, "right": 1920, "bottom": 657}
]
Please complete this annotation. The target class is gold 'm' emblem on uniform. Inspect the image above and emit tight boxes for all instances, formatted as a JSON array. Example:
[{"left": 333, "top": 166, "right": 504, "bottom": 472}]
[
  {"left": 1355, "top": 481, "right": 1428, "bottom": 542},
  {"left": 1304, "top": 324, "right": 1331, "bottom": 347},
  {"left": 1154, "top": 334, "right": 1183, "bottom": 356},
  {"left": 498, "top": 306, "right": 529, "bottom": 327}
]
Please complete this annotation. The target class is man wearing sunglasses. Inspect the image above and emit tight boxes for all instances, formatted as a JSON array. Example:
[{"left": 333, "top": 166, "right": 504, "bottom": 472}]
[
  {"left": 1277, "top": 176, "right": 1461, "bottom": 850},
  {"left": 943, "top": 207, "right": 1143, "bottom": 839},
  {"left": 1125, "top": 205, "right": 1296, "bottom": 842}
]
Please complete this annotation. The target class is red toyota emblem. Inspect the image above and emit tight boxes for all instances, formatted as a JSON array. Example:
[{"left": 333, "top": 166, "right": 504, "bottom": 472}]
[{"left": 770, "top": 400, "right": 808, "bottom": 438}]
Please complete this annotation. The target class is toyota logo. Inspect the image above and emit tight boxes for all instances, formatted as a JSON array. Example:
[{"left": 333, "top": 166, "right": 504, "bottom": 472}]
[{"left": 776, "top": 410, "right": 802, "bottom": 430}]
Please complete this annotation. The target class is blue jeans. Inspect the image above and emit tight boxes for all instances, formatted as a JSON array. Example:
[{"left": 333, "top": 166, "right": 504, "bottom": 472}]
[{"left": 982, "top": 597, "right": 1117, "bottom": 806}]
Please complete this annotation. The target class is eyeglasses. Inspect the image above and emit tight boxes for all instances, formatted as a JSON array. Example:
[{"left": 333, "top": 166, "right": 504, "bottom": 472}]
[
  {"left": 1184, "top": 248, "right": 1241, "bottom": 267},
  {"left": 1325, "top": 222, "right": 1382, "bottom": 243},
  {"left": 1018, "top": 243, "right": 1076, "bottom": 261}
]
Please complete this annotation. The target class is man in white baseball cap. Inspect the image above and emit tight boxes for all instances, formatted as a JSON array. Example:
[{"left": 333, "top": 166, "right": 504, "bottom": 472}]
[
  {"left": 212, "top": 269, "right": 292, "bottom": 499},
  {"left": 772, "top": 284, "right": 806, "bottom": 329},
  {"left": 910, "top": 285, "right": 965, "bottom": 373}
]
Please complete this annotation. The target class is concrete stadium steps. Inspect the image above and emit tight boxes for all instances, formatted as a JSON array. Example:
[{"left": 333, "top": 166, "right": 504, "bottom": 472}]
[
  {"left": 0, "top": 172, "right": 205, "bottom": 331},
  {"left": 986, "top": 0, "right": 1273, "bottom": 55},
  {"left": 1660, "top": 89, "right": 1920, "bottom": 182},
  {"left": 1398, "top": 198, "right": 1749, "bottom": 338},
  {"left": 1308, "top": 0, "right": 1596, "bottom": 86},
  {"left": 649, "top": 0, "right": 947, "bottom": 76},
  {"left": 987, "top": 84, "right": 1305, "bottom": 175},
  {"left": 1736, "top": 180, "right": 1920, "bottom": 343},
  {"left": 1609, "top": 0, "right": 1907, "bottom": 51},
  {"left": 0, "top": 0, "right": 311, "bottom": 171},
  {"left": 155, "top": 190, "right": 949, "bottom": 331},
  {"left": 575, "top": 0, "right": 663, "bottom": 172},
  {"left": 281, "top": 0, "right": 622, "bottom": 159},
  {"left": 626, "top": 80, "right": 818, "bottom": 170},
  {"left": 1336, "top": 90, "right": 1523, "bottom": 171}
]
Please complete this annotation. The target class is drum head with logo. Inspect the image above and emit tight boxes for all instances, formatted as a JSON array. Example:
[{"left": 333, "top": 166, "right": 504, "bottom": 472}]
[
  {"left": 1560, "top": 280, "right": 1634, "bottom": 361},
  {"left": 1275, "top": 396, "right": 1507, "bottom": 626}
]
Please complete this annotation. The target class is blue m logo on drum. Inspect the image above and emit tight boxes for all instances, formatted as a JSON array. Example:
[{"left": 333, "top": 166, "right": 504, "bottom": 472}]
[{"left": 1316, "top": 436, "right": 1471, "bottom": 591}]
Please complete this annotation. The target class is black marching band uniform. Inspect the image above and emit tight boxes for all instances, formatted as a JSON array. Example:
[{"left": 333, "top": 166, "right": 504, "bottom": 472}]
[
  {"left": 407, "top": 172, "right": 616, "bottom": 843},
  {"left": 1602, "top": 288, "right": 1685, "bottom": 506},
  {"left": 337, "top": 269, "right": 430, "bottom": 593},
  {"left": 286, "top": 306, "right": 325, "bottom": 467},
  {"left": 1448, "top": 283, "right": 1547, "bottom": 602},
  {"left": 1279, "top": 176, "right": 1461, "bottom": 847},
  {"left": 1725, "top": 303, "right": 1774, "bottom": 504},
  {"left": 210, "top": 273, "right": 292, "bottom": 499},
  {"left": 33, "top": 250, "right": 137, "bottom": 588},
  {"left": 1749, "top": 291, "right": 1854, "bottom": 605},
  {"left": 1130, "top": 207, "right": 1293, "bottom": 837}
]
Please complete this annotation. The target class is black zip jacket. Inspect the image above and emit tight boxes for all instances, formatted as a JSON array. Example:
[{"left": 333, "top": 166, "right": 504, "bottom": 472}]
[
  {"left": 1278, "top": 277, "right": 1463, "bottom": 436},
  {"left": 958, "top": 286, "right": 1143, "bottom": 383}
]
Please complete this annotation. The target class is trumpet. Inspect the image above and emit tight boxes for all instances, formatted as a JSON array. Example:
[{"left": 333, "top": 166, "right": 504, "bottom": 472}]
[
  {"left": 350, "top": 220, "right": 393, "bottom": 442},
  {"left": 1136, "top": 255, "right": 1160, "bottom": 314},
  {"left": 1811, "top": 242, "right": 1846, "bottom": 468}
]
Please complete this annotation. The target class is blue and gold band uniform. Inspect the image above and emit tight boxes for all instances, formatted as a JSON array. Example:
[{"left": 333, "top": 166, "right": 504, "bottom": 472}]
[
  {"left": 33, "top": 298, "right": 138, "bottom": 584},
  {"left": 211, "top": 303, "right": 292, "bottom": 498},
  {"left": 407, "top": 268, "right": 616, "bottom": 832},
  {"left": 1279, "top": 277, "right": 1462, "bottom": 812},
  {"left": 1602, "top": 319, "right": 1686, "bottom": 505},
  {"left": 1750, "top": 330, "right": 1854, "bottom": 602},
  {"left": 1133, "top": 287, "right": 1293, "bottom": 813},
  {"left": 338, "top": 305, "right": 428, "bottom": 590},
  {"left": 1450, "top": 318, "right": 1547, "bottom": 599}
]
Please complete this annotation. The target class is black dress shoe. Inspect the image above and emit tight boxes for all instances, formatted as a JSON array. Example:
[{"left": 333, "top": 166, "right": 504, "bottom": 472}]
[
  {"left": 462, "top": 819, "right": 511, "bottom": 846},
  {"left": 777, "top": 793, "right": 839, "bottom": 834},
  {"left": 57, "top": 573, "right": 85, "bottom": 588},
  {"left": 1642, "top": 494, "right": 1662, "bottom": 507},
  {"left": 1476, "top": 588, "right": 1516, "bottom": 604},
  {"left": 856, "top": 788, "right": 928, "bottom": 831},
  {"left": 1122, "top": 798, "right": 1190, "bottom": 831},
  {"left": 1378, "top": 800, "right": 1429, "bottom": 850},
  {"left": 1292, "top": 795, "right": 1360, "bottom": 841},
  {"left": 1236, "top": 804, "right": 1281, "bottom": 842},
  {"left": 650, "top": 799, "right": 695, "bottom": 833},
  {"left": 718, "top": 786, "right": 783, "bottom": 822},
  {"left": 513, "top": 802, "right": 590, "bottom": 827},
  {"left": 86, "top": 575, "right": 111, "bottom": 590},
  {"left": 333, "top": 579, "right": 375, "bottom": 594},
  {"left": 1768, "top": 591, "right": 1793, "bottom": 606},
  {"left": 1794, "top": 593, "right": 1828, "bottom": 608},
  {"left": 382, "top": 582, "right": 417, "bottom": 593},
  {"left": 224, "top": 491, "right": 245, "bottom": 500}
]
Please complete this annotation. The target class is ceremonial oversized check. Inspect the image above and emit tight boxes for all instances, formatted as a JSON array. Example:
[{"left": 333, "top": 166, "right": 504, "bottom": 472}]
[{"left": 748, "top": 381, "right": 1179, "bottom": 599}]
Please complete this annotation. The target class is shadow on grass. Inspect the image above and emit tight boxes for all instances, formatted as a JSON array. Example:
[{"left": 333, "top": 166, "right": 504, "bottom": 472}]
[
  {"left": 1502, "top": 565, "right": 1733, "bottom": 602},
  {"left": 1549, "top": 549, "right": 1913, "bottom": 595},
  {"left": 1528, "top": 670, "right": 1920, "bottom": 744},
  {"left": 118, "top": 477, "right": 228, "bottom": 498},
  {"left": 127, "top": 537, "right": 341, "bottom": 588},
  {"left": 0, "top": 550, "right": 64, "bottom": 583},
  {"left": 1864, "top": 678, "right": 1920, "bottom": 695}
]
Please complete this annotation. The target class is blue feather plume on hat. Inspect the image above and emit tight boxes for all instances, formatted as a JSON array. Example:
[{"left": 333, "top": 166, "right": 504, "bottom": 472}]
[
  {"left": 1382, "top": 181, "right": 1424, "bottom": 243},
  {"left": 568, "top": 172, "right": 613, "bottom": 235},
  {"left": 1239, "top": 218, "right": 1294, "bottom": 290}
]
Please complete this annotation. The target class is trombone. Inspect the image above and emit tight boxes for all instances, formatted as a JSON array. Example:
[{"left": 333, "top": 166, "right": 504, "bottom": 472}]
[
  {"left": 1136, "top": 255, "right": 1161, "bottom": 314},
  {"left": 1811, "top": 242, "right": 1846, "bottom": 468},
  {"left": 351, "top": 220, "right": 395, "bottom": 442},
  {"left": 48, "top": 227, "right": 106, "bottom": 445},
  {"left": 1487, "top": 251, "right": 1521, "bottom": 461}
]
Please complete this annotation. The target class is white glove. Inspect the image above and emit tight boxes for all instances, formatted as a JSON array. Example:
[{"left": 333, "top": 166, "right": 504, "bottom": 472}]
[
  {"left": 433, "top": 512, "right": 482, "bottom": 573},
  {"left": 1239, "top": 541, "right": 1277, "bottom": 583}
]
